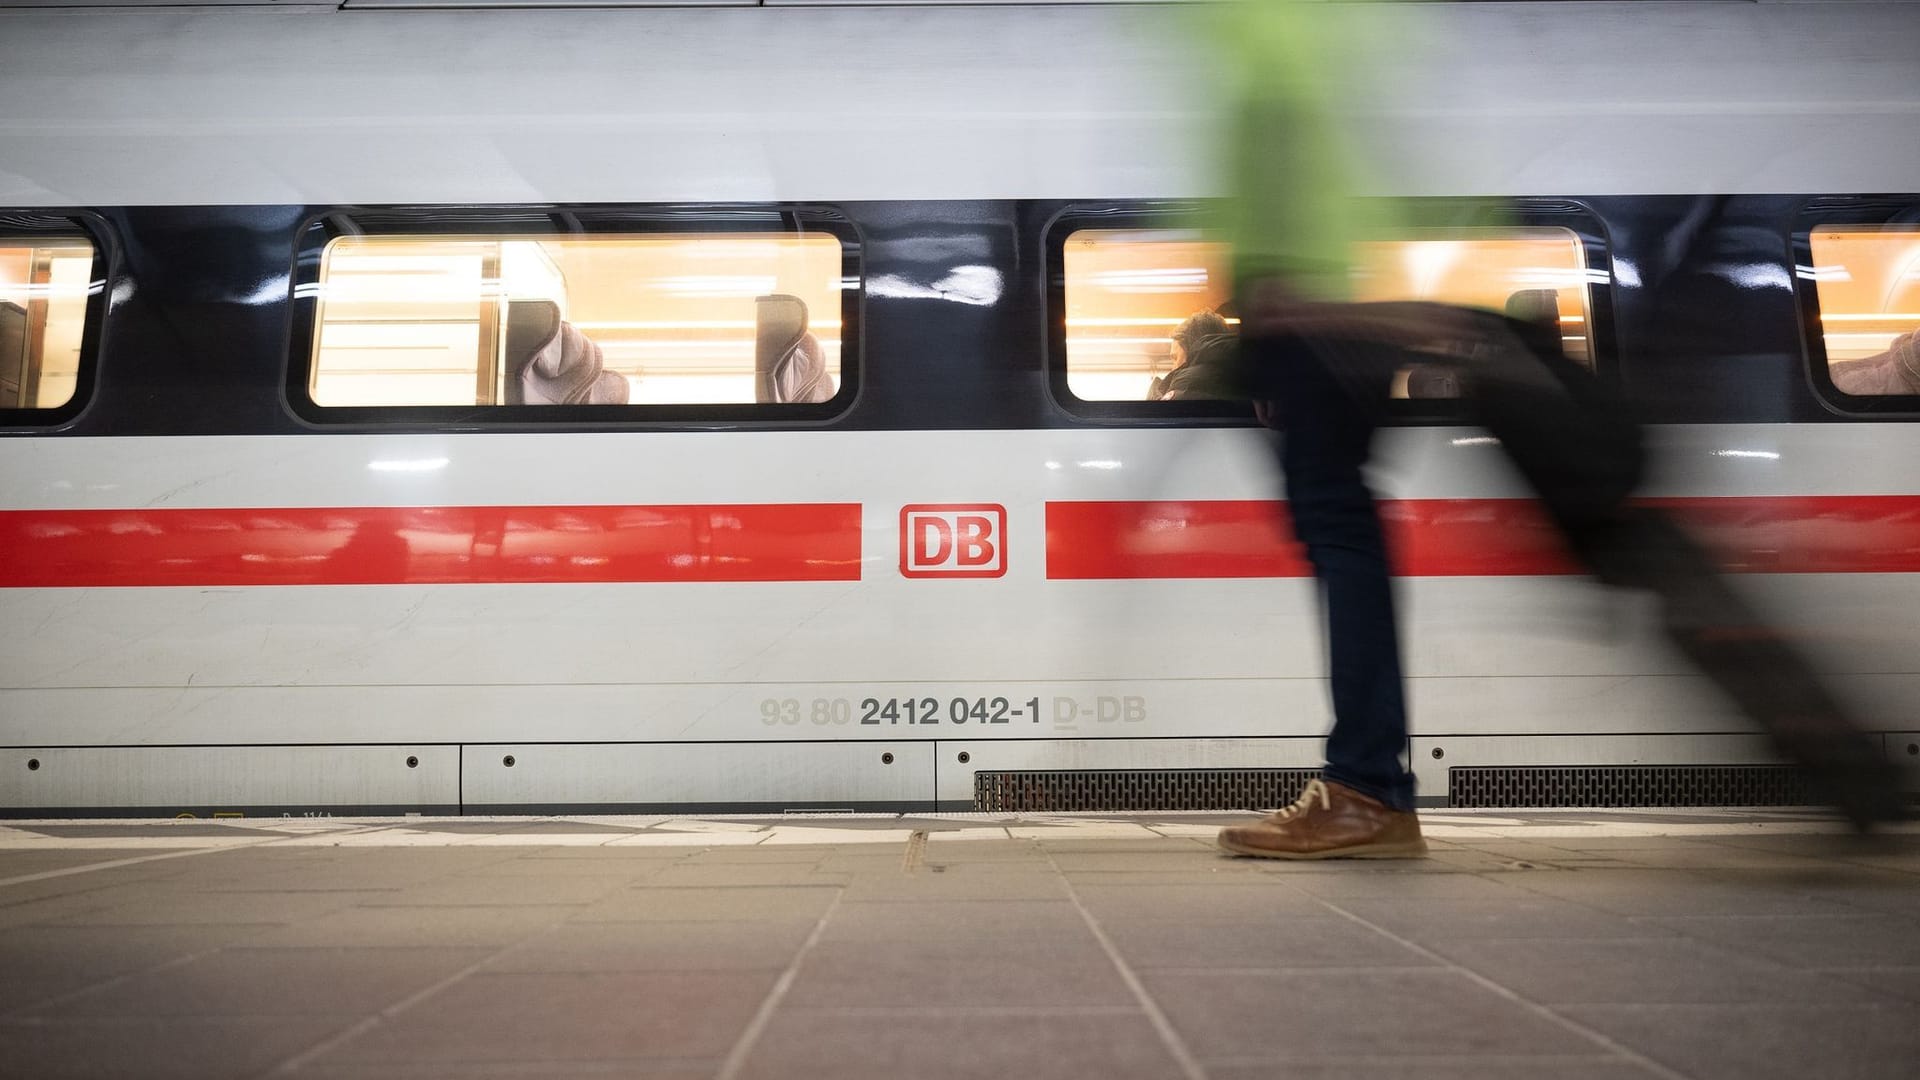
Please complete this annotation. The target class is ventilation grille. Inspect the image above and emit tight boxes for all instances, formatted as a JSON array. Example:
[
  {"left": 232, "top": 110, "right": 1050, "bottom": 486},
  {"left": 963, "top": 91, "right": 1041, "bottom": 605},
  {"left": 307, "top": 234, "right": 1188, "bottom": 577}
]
[
  {"left": 972, "top": 769, "right": 1319, "bottom": 812},
  {"left": 1448, "top": 765, "right": 1815, "bottom": 808}
]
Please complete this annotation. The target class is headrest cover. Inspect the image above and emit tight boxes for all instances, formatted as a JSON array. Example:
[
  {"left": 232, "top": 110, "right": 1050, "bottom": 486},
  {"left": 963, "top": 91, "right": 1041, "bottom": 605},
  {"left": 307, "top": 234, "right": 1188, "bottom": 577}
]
[{"left": 506, "top": 299, "right": 628, "bottom": 406}]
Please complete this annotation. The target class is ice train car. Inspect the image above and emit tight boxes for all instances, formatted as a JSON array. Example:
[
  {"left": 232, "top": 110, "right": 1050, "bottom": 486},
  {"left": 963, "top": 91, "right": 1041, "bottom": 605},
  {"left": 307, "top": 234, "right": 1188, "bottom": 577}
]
[{"left": 2, "top": 0, "right": 1918, "bottom": 815}]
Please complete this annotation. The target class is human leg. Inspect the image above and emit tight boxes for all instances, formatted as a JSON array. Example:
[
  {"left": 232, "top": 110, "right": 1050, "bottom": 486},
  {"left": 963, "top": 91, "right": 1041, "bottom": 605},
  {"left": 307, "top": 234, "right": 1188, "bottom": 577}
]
[
  {"left": 1261, "top": 335, "right": 1416, "bottom": 811},
  {"left": 1459, "top": 319, "right": 1906, "bottom": 828},
  {"left": 1589, "top": 510, "right": 1906, "bottom": 829}
]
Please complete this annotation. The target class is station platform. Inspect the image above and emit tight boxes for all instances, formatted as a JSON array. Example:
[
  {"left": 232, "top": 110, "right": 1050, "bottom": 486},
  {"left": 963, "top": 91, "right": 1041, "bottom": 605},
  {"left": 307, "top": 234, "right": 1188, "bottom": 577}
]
[{"left": 1, "top": 808, "right": 1916, "bottom": 1080}]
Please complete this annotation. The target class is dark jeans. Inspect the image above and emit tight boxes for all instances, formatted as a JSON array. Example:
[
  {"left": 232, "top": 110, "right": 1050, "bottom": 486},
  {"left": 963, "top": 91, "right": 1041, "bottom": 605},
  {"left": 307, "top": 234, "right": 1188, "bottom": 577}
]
[
  {"left": 1261, "top": 335, "right": 1413, "bottom": 809},
  {"left": 1252, "top": 314, "right": 1905, "bottom": 826}
]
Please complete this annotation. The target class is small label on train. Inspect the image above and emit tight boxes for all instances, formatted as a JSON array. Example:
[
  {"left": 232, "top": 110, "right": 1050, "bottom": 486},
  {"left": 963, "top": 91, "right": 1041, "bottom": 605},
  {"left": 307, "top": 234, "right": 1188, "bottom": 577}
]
[
  {"left": 758, "top": 695, "right": 1147, "bottom": 730},
  {"left": 899, "top": 504, "right": 1007, "bottom": 578}
]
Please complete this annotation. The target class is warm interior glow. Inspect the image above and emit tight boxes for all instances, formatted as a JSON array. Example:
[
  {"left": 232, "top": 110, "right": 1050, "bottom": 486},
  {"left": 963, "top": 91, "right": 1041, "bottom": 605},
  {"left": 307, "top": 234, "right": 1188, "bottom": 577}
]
[
  {"left": 1063, "top": 228, "right": 1593, "bottom": 402},
  {"left": 0, "top": 242, "right": 93, "bottom": 410},
  {"left": 310, "top": 234, "right": 844, "bottom": 407},
  {"left": 1808, "top": 227, "right": 1920, "bottom": 365}
]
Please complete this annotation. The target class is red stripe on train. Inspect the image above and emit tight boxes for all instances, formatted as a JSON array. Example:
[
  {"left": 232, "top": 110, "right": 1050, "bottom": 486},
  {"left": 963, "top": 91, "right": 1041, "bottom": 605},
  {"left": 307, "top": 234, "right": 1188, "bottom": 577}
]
[
  {"left": 0, "top": 504, "right": 863, "bottom": 587},
  {"left": 1045, "top": 497, "right": 1920, "bottom": 579}
]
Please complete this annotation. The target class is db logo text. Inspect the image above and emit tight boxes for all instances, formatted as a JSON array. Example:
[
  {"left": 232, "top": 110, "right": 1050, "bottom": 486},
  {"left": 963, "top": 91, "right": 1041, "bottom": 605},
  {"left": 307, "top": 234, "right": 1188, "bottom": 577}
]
[{"left": 900, "top": 504, "right": 1008, "bottom": 578}]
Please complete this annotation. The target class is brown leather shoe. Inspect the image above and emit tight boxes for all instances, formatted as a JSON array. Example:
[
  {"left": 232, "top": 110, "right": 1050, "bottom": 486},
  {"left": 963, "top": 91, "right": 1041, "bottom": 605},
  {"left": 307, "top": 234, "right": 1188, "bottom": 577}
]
[{"left": 1217, "top": 778, "right": 1427, "bottom": 859}]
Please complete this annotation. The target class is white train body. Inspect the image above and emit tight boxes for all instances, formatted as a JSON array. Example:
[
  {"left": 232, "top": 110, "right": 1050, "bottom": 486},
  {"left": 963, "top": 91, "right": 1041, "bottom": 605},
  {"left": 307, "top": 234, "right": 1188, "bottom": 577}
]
[{"left": 1, "top": 1, "right": 1918, "bottom": 813}]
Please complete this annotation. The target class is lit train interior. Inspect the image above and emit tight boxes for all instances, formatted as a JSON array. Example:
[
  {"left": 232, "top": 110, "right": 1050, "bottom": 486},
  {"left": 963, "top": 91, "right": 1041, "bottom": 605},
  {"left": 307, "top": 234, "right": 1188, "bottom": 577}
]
[
  {"left": 1810, "top": 228, "right": 1920, "bottom": 395},
  {"left": 0, "top": 240, "right": 91, "bottom": 411},
  {"left": 19, "top": 223, "right": 1890, "bottom": 414},
  {"left": 17, "top": 228, "right": 1912, "bottom": 417},
  {"left": 270, "top": 224, "right": 1920, "bottom": 414},
  {"left": 1063, "top": 228, "right": 1597, "bottom": 402},
  {"left": 307, "top": 233, "right": 845, "bottom": 408}
]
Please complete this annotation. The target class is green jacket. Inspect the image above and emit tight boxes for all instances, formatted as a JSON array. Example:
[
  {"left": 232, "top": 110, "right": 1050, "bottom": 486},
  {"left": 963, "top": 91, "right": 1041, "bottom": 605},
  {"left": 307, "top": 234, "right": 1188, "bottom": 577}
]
[{"left": 1208, "top": 0, "right": 1407, "bottom": 298}]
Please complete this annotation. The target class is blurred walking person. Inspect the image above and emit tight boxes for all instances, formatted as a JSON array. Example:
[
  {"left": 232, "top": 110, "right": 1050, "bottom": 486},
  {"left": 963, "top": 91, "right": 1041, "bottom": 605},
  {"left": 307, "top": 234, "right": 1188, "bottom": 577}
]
[{"left": 1203, "top": 0, "right": 1907, "bottom": 859}]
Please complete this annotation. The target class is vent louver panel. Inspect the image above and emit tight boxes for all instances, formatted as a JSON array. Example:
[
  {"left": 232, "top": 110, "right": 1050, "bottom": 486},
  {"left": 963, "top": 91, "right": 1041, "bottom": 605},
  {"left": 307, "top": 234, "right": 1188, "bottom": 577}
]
[
  {"left": 1448, "top": 765, "right": 1814, "bottom": 808},
  {"left": 972, "top": 769, "right": 1319, "bottom": 812}
]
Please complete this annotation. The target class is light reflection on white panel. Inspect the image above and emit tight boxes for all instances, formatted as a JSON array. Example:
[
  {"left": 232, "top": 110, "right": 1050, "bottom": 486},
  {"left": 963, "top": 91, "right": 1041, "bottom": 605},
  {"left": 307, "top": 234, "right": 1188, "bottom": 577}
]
[
  {"left": 0, "top": 746, "right": 459, "bottom": 810},
  {"left": 461, "top": 742, "right": 935, "bottom": 808}
]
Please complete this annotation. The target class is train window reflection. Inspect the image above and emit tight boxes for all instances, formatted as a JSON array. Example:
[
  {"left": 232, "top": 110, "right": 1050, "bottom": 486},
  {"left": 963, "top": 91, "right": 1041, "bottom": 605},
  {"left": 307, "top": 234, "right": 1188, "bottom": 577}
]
[
  {"left": 1062, "top": 227, "right": 1593, "bottom": 402},
  {"left": 308, "top": 234, "right": 846, "bottom": 408},
  {"left": 1808, "top": 226, "right": 1920, "bottom": 397},
  {"left": 0, "top": 238, "right": 94, "bottom": 410}
]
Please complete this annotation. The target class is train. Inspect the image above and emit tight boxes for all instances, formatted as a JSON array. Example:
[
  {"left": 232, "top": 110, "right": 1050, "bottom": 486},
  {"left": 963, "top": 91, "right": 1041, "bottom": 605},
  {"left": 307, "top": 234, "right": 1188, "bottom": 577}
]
[{"left": 1, "top": 0, "right": 1918, "bottom": 816}]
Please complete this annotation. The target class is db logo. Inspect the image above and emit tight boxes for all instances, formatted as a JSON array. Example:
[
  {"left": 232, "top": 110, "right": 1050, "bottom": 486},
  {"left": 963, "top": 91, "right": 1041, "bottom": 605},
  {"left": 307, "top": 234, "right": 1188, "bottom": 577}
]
[{"left": 899, "top": 504, "right": 1008, "bottom": 578}]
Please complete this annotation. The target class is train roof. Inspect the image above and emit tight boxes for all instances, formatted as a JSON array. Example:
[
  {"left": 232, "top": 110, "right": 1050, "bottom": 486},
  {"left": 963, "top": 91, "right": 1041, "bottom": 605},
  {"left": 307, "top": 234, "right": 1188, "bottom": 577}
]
[{"left": 0, "top": 1, "right": 1916, "bottom": 205}]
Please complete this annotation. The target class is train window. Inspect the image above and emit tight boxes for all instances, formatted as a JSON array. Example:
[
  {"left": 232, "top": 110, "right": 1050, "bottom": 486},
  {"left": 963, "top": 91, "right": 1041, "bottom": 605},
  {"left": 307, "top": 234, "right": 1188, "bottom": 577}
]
[
  {"left": 0, "top": 238, "right": 94, "bottom": 411},
  {"left": 307, "top": 233, "right": 846, "bottom": 409},
  {"left": 1806, "top": 226, "right": 1920, "bottom": 398},
  {"left": 1062, "top": 227, "right": 1594, "bottom": 402}
]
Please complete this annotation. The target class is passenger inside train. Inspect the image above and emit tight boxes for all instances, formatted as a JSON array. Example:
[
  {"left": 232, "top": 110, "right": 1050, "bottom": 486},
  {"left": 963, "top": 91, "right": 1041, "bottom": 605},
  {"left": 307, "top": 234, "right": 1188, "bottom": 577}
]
[{"left": 1147, "top": 309, "right": 1236, "bottom": 400}]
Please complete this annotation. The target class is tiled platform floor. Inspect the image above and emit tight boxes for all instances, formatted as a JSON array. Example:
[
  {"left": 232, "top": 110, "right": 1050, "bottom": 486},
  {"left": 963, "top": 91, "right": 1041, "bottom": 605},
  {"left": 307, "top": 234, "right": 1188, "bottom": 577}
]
[{"left": 1, "top": 809, "right": 1916, "bottom": 1079}]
